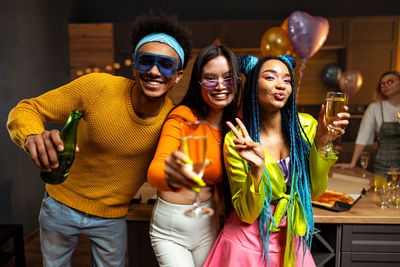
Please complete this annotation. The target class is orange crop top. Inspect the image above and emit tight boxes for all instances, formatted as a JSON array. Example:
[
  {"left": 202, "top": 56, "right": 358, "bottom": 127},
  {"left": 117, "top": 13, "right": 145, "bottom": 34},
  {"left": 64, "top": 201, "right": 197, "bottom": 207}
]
[{"left": 147, "top": 105, "right": 223, "bottom": 191}]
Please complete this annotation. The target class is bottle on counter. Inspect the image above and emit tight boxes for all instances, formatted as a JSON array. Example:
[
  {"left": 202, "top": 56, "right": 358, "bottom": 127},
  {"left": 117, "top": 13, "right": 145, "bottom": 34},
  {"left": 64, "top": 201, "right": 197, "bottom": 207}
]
[{"left": 40, "top": 110, "right": 82, "bottom": 184}]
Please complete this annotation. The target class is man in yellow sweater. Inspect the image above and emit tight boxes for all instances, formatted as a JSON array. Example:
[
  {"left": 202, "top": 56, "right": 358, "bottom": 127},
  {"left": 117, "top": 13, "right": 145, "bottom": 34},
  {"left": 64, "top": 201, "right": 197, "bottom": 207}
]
[{"left": 6, "top": 11, "right": 192, "bottom": 266}]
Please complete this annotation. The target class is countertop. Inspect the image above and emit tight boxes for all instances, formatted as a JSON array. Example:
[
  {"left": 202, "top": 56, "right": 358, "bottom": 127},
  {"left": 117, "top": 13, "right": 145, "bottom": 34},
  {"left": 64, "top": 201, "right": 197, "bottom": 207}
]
[{"left": 127, "top": 167, "right": 400, "bottom": 224}]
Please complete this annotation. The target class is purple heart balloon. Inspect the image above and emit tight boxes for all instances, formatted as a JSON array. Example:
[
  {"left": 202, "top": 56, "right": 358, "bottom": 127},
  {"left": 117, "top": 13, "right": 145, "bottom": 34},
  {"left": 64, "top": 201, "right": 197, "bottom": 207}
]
[{"left": 288, "top": 11, "right": 329, "bottom": 61}]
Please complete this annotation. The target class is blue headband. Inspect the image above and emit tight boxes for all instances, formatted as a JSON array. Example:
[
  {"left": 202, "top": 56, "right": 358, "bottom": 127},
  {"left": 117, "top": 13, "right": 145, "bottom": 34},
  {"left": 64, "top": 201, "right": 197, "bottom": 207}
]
[{"left": 135, "top": 33, "right": 185, "bottom": 66}]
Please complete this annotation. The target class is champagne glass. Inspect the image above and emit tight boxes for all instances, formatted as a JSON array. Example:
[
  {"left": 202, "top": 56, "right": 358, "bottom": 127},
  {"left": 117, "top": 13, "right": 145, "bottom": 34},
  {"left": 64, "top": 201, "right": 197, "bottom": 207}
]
[
  {"left": 181, "top": 120, "right": 214, "bottom": 218},
  {"left": 360, "top": 151, "right": 370, "bottom": 178},
  {"left": 320, "top": 91, "right": 346, "bottom": 155}
]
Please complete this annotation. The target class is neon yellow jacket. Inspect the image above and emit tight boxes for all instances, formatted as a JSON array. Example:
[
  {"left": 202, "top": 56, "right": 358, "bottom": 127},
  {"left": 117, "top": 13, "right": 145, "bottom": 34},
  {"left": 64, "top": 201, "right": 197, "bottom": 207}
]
[{"left": 223, "top": 113, "right": 337, "bottom": 236}]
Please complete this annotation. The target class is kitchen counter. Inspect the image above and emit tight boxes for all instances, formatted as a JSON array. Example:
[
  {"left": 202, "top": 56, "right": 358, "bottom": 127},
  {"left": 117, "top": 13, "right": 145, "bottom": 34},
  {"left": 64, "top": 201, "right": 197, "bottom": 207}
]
[
  {"left": 127, "top": 189, "right": 400, "bottom": 224},
  {"left": 126, "top": 167, "right": 400, "bottom": 267},
  {"left": 314, "top": 189, "right": 400, "bottom": 224},
  {"left": 128, "top": 167, "right": 398, "bottom": 223}
]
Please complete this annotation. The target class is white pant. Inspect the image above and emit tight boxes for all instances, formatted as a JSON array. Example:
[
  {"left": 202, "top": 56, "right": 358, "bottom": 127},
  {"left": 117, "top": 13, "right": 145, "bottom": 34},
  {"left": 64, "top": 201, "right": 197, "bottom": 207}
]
[{"left": 149, "top": 197, "right": 217, "bottom": 267}]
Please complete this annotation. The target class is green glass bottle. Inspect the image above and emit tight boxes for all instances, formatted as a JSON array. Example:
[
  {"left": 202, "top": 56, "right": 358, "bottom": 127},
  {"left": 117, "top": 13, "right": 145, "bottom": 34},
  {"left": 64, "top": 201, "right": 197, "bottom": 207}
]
[{"left": 40, "top": 110, "right": 82, "bottom": 184}]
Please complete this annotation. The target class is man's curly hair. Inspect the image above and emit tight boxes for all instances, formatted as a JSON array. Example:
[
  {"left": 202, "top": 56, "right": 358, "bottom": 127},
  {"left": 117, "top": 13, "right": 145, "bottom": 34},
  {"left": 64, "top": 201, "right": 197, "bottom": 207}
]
[{"left": 130, "top": 10, "right": 192, "bottom": 70}]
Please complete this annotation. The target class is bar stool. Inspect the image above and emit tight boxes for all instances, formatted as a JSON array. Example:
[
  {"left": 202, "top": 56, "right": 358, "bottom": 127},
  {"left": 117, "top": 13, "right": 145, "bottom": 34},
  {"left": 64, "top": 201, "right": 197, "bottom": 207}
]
[{"left": 0, "top": 224, "right": 26, "bottom": 267}]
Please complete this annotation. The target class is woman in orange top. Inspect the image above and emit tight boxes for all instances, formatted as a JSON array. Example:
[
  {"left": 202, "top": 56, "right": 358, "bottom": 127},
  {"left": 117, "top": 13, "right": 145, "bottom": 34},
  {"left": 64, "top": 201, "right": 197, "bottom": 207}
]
[{"left": 147, "top": 44, "right": 242, "bottom": 267}]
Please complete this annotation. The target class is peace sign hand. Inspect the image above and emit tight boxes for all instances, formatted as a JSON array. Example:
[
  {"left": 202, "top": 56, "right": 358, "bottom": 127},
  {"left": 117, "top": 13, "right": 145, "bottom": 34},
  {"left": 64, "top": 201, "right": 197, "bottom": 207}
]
[{"left": 227, "top": 118, "right": 265, "bottom": 182}]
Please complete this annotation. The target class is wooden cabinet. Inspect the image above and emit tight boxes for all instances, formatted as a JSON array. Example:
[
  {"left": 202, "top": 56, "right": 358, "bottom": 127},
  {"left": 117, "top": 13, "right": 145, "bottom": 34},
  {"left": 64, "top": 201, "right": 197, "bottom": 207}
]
[
  {"left": 313, "top": 181, "right": 400, "bottom": 267},
  {"left": 345, "top": 16, "right": 399, "bottom": 105},
  {"left": 341, "top": 224, "right": 400, "bottom": 266},
  {"left": 325, "top": 17, "right": 348, "bottom": 47},
  {"left": 313, "top": 224, "right": 400, "bottom": 267},
  {"left": 348, "top": 17, "right": 397, "bottom": 43},
  {"left": 68, "top": 23, "right": 114, "bottom": 80}
]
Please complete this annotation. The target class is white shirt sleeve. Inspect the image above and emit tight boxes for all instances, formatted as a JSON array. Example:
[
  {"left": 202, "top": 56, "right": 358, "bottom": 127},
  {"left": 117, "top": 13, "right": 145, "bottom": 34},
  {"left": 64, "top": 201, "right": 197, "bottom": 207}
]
[
  {"left": 355, "top": 101, "right": 398, "bottom": 145},
  {"left": 355, "top": 102, "right": 381, "bottom": 145}
]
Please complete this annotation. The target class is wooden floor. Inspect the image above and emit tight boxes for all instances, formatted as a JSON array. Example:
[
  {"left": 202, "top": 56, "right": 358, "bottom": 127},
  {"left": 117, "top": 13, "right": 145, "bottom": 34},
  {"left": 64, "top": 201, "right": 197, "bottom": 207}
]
[{"left": 3, "top": 229, "right": 129, "bottom": 266}]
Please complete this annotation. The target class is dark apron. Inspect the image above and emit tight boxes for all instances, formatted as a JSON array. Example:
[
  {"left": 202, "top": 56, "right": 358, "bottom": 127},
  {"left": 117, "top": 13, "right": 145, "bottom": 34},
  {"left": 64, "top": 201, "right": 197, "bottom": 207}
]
[{"left": 373, "top": 103, "right": 400, "bottom": 175}]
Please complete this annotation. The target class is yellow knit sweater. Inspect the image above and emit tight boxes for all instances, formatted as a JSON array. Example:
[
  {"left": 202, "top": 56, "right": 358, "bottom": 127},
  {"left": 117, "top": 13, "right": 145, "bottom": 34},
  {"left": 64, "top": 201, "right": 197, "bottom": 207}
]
[{"left": 7, "top": 73, "right": 174, "bottom": 218}]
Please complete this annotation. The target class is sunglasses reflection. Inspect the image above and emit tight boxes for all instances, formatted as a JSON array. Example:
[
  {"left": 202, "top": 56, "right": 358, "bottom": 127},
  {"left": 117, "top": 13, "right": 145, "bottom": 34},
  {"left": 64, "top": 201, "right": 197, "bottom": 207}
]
[
  {"left": 199, "top": 78, "right": 236, "bottom": 90},
  {"left": 134, "top": 51, "right": 179, "bottom": 77}
]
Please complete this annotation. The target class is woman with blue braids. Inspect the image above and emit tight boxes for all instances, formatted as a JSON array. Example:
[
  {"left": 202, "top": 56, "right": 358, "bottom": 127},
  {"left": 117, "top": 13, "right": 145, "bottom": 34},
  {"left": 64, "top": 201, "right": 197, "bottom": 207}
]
[{"left": 204, "top": 55, "right": 350, "bottom": 267}]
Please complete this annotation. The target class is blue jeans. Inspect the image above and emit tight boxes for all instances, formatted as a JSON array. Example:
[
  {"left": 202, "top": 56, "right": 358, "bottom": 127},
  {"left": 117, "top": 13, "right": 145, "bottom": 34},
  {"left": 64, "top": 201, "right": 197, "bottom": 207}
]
[{"left": 39, "top": 191, "right": 127, "bottom": 267}]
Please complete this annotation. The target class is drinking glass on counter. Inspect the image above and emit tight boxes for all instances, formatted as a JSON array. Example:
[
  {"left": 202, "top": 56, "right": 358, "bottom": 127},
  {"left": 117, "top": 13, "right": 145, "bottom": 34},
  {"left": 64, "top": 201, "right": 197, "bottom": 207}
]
[
  {"left": 386, "top": 167, "right": 399, "bottom": 204},
  {"left": 180, "top": 120, "right": 214, "bottom": 218},
  {"left": 394, "top": 183, "right": 400, "bottom": 208},
  {"left": 360, "top": 151, "right": 370, "bottom": 178},
  {"left": 377, "top": 185, "right": 390, "bottom": 209},
  {"left": 320, "top": 91, "right": 346, "bottom": 155},
  {"left": 374, "top": 175, "right": 387, "bottom": 192},
  {"left": 386, "top": 167, "right": 399, "bottom": 185}
]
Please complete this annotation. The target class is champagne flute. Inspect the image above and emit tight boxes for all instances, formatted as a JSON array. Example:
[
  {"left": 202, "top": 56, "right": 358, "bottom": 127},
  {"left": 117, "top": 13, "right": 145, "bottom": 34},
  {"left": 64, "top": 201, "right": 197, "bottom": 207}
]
[
  {"left": 181, "top": 120, "right": 214, "bottom": 218},
  {"left": 360, "top": 151, "right": 370, "bottom": 178},
  {"left": 320, "top": 91, "right": 346, "bottom": 155}
]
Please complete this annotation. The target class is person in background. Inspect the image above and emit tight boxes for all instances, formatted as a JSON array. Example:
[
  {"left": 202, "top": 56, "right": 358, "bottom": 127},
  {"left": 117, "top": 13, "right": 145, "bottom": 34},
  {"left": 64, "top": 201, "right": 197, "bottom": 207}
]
[
  {"left": 6, "top": 11, "right": 191, "bottom": 266},
  {"left": 334, "top": 71, "right": 400, "bottom": 175},
  {"left": 147, "top": 44, "right": 242, "bottom": 267},
  {"left": 204, "top": 55, "right": 350, "bottom": 267}
]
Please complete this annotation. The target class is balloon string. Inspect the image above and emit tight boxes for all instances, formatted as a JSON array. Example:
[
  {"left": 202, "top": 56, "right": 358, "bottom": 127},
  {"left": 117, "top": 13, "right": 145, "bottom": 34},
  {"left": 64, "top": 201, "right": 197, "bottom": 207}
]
[{"left": 296, "top": 60, "right": 306, "bottom": 99}]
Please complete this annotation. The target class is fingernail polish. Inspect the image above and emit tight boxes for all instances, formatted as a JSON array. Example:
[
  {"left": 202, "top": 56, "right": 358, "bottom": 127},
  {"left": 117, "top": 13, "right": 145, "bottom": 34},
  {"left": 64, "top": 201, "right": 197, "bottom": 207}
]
[
  {"left": 183, "top": 158, "right": 193, "bottom": 165},
  {"left": 193, "top": 175, "right": 206, "bottom": 187}
]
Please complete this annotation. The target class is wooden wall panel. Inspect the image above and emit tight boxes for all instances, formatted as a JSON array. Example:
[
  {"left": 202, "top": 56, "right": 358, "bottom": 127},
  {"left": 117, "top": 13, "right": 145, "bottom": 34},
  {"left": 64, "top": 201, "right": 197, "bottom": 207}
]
[
  {"left": 295, "top": 49, "right": 342, "bottom": 105},
  {"left": 68, "top": 23, "right": 114, "bottom": 80},
  {"left": 346, "top": 16, "right": 399, "bottom": 104},
  {"left": 183, "top": 21, "right": 220, "bottom": 49},
  {"left": 221, "top": 20, "right": 281, "bottom": 48},
  {"left": 68, "top": 16, "right": 400, "bottom": 105},
  {"left": 346, "top": 43, "right": 395, "bottom": 104},
  {"left": 325, "top": 18, "right": 347, "bottom": 47},
  {"left": 349, "top": 17, "right": 397, "bottom": 43}
]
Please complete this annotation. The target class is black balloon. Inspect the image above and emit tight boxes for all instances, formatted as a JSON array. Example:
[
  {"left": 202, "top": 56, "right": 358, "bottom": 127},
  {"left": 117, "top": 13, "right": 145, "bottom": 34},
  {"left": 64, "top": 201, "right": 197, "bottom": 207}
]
[{"left": 321, "top": 63, "right": 342, "bottom": 90}]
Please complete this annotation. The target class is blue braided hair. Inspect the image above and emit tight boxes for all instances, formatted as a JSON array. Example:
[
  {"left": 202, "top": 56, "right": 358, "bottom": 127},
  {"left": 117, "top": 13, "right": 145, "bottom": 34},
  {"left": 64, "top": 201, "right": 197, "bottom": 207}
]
[
  {"left": 238, "top": 54, "right": 314, "bottom": 265},
  {"left": 237, "top": 54, "right": 259, "bottom": 76}
]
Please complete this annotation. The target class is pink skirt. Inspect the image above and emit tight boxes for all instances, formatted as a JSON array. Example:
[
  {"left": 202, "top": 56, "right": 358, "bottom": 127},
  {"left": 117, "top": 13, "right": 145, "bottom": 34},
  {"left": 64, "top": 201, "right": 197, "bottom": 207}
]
[{"left": 203, "top": 209, "right": 316, "bottom": 267}]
